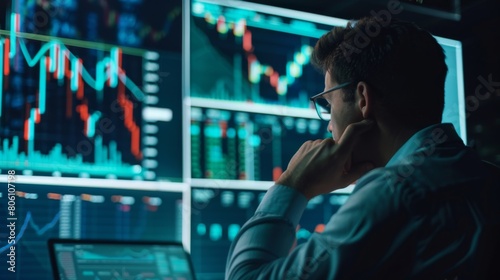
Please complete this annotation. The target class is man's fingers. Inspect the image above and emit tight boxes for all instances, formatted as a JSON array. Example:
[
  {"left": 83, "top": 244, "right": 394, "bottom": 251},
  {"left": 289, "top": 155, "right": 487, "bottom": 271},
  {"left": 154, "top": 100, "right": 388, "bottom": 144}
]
[
  {"left": 336, "top": 119, "right": 375, "bottom": 157},
  {"left": 287, "top": 139, "right": 332, "bottom": 167},
  {"left": 338, "top": 119, "right": 375, "bottom": 144}
]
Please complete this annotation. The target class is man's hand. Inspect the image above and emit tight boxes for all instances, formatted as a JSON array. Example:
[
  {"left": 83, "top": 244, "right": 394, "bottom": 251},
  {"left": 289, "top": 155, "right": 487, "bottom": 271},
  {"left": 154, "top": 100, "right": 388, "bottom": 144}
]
[{"left": 276, "top": 119, "right": 375, "bottom": 200}]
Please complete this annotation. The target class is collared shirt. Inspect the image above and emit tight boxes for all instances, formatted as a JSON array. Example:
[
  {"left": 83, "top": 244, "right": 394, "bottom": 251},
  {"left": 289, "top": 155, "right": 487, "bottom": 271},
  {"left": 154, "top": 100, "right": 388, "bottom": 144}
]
[{"left": 225, "top": 123, "right": 500, "bottom": 279}]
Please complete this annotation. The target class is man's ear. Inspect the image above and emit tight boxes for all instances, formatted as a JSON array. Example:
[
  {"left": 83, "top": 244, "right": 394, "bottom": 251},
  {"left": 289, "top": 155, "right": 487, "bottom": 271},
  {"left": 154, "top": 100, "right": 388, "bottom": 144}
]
[{"left": 355, "top": 81, "right": 373, "bottom": 119}]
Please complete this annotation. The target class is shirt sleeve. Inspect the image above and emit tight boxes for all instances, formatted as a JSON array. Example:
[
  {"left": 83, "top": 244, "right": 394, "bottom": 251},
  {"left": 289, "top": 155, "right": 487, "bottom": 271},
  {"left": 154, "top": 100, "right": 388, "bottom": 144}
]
[
  {"left": 225, "top": 184, "right": 308, "bottom": 279},
  {"left": 225, "top": 172, "right": 404, "bottom": 280}
]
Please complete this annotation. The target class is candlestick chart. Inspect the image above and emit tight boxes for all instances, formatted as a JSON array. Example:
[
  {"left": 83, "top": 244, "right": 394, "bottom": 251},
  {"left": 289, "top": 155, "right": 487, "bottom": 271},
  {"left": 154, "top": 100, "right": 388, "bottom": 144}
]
[{"left": 190, "top": 0, "right": 333, "bottom": 108}]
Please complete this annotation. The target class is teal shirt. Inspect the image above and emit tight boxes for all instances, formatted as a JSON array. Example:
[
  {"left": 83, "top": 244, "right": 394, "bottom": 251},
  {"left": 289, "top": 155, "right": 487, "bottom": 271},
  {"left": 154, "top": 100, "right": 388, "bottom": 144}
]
[{"left": 225, "top": 123, "right": 499, "bottom": 279}]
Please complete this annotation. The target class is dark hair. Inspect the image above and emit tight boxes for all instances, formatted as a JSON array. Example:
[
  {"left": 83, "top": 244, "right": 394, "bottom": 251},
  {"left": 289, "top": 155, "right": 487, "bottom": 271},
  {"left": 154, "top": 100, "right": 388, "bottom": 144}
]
[{"left": 311, "top": 16, "right": 448, "bottom": 129}]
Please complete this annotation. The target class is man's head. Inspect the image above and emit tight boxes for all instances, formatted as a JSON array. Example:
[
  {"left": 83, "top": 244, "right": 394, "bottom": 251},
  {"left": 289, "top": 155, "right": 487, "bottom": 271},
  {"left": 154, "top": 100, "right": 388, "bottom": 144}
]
[{"left": 311, "top": 16, "right": 448, "bottom": 141}]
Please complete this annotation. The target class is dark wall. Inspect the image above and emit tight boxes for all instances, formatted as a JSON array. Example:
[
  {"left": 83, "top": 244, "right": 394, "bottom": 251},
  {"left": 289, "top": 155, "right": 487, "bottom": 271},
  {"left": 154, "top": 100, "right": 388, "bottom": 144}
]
[{"left": 248, "top": 0, "right": 500, "bottom": 165}]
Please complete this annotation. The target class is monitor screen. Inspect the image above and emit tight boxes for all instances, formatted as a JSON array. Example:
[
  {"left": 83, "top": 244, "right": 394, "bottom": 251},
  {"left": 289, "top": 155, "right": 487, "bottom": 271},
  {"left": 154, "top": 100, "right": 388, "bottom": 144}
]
[
  {"left": 0, "top": 0, "right": 184, "bottom": 181},
  {"left": 48, "top": 239, "right": 196, "bottom": 280},
  {"left": 0, "top": 180, "right": 184, "bottom": 280}
]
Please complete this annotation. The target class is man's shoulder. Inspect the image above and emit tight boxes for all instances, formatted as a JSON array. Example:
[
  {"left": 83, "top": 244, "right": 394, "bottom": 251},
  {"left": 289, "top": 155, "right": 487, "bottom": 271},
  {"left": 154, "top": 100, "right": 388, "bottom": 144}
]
[
  {"left": 354, "top": 166, "right": 410, "bottom": 193},
  {"left": 348, "top": 167, "right": 410, "bottom": 211},
  {"left": 352, "top": 155, "right": 498, "bottom": 215}
]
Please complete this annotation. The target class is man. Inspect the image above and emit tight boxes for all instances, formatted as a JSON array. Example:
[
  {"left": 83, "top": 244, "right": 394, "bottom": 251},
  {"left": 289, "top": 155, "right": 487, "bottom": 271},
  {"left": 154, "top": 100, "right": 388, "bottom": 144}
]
[{"left": 225, "top": 16, "right": 500, "bottom": 279}]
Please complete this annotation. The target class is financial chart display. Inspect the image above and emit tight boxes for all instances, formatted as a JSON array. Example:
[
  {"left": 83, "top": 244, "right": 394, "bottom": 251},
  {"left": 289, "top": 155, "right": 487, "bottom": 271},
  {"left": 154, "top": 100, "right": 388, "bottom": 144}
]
[
  {"left": 0, "top": 0, "right": 184, "bottom": 181},
  {"left": 190, "top": 186, "right": 350, "bottom": 280},
  {"left": 50, "top": 240, "right": 195, "bottom": 280},
  {"left": 189, "top": 0, "right": 343, "bottom": 181},
  {"left": 0, "top": 181, "right": 183, "bottom": 280},
  {"left": 190, "top": 0, "right": 334, "bottom": 108},
  {"left": 191, "top": 107, "right": 329, "bottom": 181}
]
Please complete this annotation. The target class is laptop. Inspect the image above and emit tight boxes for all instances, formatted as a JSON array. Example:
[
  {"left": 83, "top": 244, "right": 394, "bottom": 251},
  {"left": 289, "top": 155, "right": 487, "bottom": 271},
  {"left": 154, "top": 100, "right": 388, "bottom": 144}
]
[{"left": 48, "top": 239, "right": 196, "bottom": 280}]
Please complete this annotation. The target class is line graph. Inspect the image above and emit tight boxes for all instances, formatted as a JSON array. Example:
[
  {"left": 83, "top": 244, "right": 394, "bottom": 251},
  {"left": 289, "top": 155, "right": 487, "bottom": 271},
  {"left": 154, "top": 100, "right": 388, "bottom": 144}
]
[
  {"left": 1, "top": 13, "right": 144, "bottom": 129},
  {"left": 0, "top": 211, "right": 61, "bottom": 253}
]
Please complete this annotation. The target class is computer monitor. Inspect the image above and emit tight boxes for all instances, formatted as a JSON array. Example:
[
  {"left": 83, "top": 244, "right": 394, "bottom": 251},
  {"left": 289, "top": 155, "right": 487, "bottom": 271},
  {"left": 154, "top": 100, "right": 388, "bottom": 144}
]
[
  {"left": 0, "top": 180, "right": 185, "bottom": 280},
  {"left": 0, "top": 0, "right": 184, "bottom": 181},
  {"left": 48, "top": 239, "right": 196, "bottom": 280}
]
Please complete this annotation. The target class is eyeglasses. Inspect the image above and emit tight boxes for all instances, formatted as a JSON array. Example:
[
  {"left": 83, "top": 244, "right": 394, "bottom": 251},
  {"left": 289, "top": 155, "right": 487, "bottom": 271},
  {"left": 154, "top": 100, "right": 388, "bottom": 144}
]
[{"left": 310, "top": 82, "right": 352, "bottom": 121}]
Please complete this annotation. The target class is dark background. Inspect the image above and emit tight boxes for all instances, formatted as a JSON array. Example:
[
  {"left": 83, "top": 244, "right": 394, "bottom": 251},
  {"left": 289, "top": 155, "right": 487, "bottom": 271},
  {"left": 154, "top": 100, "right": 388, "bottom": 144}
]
[{"left": 246, "top": 0, "right": 500, "bottom": 165}]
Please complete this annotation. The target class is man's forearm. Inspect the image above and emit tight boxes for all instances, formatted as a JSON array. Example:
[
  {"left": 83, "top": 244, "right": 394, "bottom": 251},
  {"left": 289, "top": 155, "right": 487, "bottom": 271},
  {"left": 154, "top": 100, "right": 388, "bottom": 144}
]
[{"left": 225, "top": 185, "right": 308, "bottom": 279}]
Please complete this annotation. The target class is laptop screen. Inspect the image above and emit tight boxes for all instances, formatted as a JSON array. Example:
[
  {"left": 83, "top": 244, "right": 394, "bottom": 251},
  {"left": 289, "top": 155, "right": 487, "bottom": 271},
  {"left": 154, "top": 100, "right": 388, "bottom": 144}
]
[{"left": 48, "top": 239, "right": 196, "bottom": 280}]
